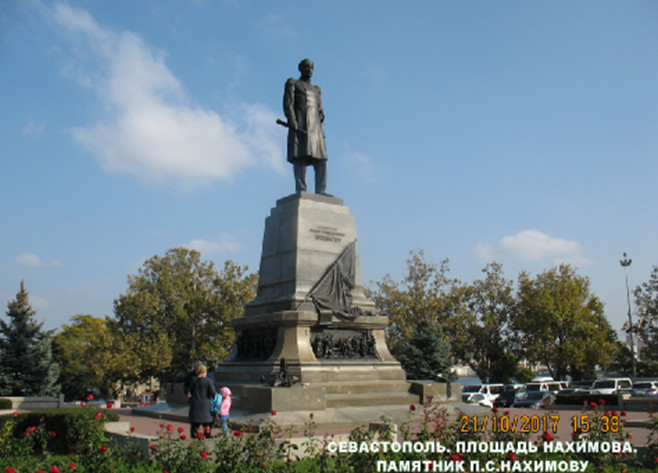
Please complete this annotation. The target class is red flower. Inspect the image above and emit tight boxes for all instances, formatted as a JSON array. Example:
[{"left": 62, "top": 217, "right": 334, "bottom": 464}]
[
  {"left": 492, "top": 407, "right": 499, "bottom": 413},
  {"left": 180, "top": 434, "right": 187, "bottom": 440},
  {"left": 598, "top": 398, "right": 606, "bottom": 406},
  {"left": 130, "top": 426, "right": 135, "bottom": 432},
  {"left": 621, "top": 410, "right": 627, "bottom": 416},
  {"left": 503, "top": 410, "right": 510, "bottom": 415},
  {"left": 409, "top": 404, "right": 416, "bottom": 411},
  {"left": 166, "top": 424, "right": 172, "bottom": 431},
  {"left": 24, "top": 432, "right": 30, "bottom": 437},
  {"left": 96, "top": 412, "right": 103, "bottom": 420},
  {"left": 200, "top": 451, "right": 208, "bottom": 459},
  {"left": 506, "top": 452, "right": 517, "bottom": 461},
  {"left": 6, "top": 468, "right": 16, "bottom": 473},
  {"left": 542, "top": 432, "right": 553, "bottom": 442},
  {"left": 177, "top": 426, "right": 184, "bottom": 433},
  {"left": 234, "top": 430, "right": 243, "bottom": 436},
  {"left": 69, "top": 464, "right": 76, "bottom": 470},
  {"left": 12, "top": 412, "right": 18, "bottom": 417},
  {"left": 100, "top": 445, "right": 108, "bottom": 453},
  {"left": 86, "top": 394, "right": 94, "bottom": 401},
  {"left": 81, "top": 401, "right": 86, "bottom": 407},
  {"left": 271, "top": 409, "right": 277, "bottom": 415},
  {"left": 37, "top": 470, "right": 45, "bottom": 473},
  {"left": 29, "top": 426, "right": 37, "bottom": 432},
  {"left": 51, "top": 467, "right": 61, "bottom": 473},
  {"left": 50, "top": 431, "right": 57, "bottom": 437},
  {"left": 197, "top": 432, "right": 204, "bottom": 440},
  {"left": 150, "top": 444, "right": 157, "bottom": 450},
  {"left": 449, "top": 454, "right": 463, "bottom": 462},
  {"left": 590, "top": 402, "right": 598, "bottom": 408},
  {"left": 310, "top": 413, "right": 314, "bottom": 419}
]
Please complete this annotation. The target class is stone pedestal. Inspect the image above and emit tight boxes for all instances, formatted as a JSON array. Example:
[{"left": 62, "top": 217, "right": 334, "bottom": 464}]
[{"left": 216, "top": 192, "right": 417, "bottom": 411}]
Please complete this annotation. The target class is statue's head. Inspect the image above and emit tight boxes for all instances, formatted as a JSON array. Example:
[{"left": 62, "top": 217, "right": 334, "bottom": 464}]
[{"left": 298, "top": 58, "right": 314, "bottom": 79}]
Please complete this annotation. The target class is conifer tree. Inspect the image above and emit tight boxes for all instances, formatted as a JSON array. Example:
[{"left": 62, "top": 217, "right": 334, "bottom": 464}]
[
  {"left": 397, "top": 319, "right": 457, "bottom": 381},
  {"left": 0, "top": 281, "right": 59, "bottom": 396}
]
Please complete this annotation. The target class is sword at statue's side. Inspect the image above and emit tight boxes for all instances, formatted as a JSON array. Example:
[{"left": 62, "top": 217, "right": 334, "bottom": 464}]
[{"left": 276, "top": 118, "right": 307, "bottom": 134}]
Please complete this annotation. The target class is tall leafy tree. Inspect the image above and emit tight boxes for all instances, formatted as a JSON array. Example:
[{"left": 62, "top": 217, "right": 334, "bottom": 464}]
[
  {"left": 53, "top": 315, "right": 139, "bottom": 400},
  {"left": 113, "top": 248, "right": 257, "bottom": 382},
  {"left": 456, "top": 262, "right": 520, "bottom": 383},
  {"left": 368, "top": 250, "right": 463, "bottom": 356},
  {"left": 514, "top": 264, "right": 618, "bottom": 380},
  {"left": 634, "top": 265, "right": 658, "bottom": 369},
  {"left": 0, "top": 281, "right": 59, "bottom": 396}
]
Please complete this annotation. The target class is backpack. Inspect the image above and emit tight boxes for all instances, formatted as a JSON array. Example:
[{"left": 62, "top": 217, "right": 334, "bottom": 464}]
[{"left": 210, "top": 392, "right": 222, "bottom": 415}]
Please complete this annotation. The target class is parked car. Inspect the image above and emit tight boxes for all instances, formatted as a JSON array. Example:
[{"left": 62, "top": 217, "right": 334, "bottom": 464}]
[
  {"left": 512, "top": 392, "right": 555, "bottom": 409},
  {"left": 462, "top": 384, "right": 505, "bottom": 405},
  {"left": 493, "top": 389, "right": 519, "bottom": 408},
  {"left": 589, "top": 378, "right": 633, "bottom": 395},
  {"left": 569, "top": 380, "right": 595, "bottom": 392},
  {"left": 469, "top": 393, "right": 494, "bottom": 409},
  {"left": 632, "top": 381, "right": 658, "bottom": 396},
  {"left": 525, "top": 381, "right": 562, "bottom": 394}
]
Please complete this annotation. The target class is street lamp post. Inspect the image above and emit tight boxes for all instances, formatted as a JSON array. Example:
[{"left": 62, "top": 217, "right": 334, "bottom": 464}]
[{"left": 619, "top": 252, "right": 636, "bottom": 380}]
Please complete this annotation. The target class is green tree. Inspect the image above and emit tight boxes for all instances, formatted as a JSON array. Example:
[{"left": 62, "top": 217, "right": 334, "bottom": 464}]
[
  {"left": 634, "top": 265, "right": 658, "bottom": 366},
  {"left": 113, "top": 248, "right": 257, "bottom": 382},
  {"left": 53, "top": 315, "right": 139, "bottom": 400},
  {"left": 0, "top": 281, "right": 59, "bottom": 396},
  {"left": 396, "top": 319, "right": 457, "bottom": 381},
  {"left": 514, "top": 264, "right": 618, "bottom": 380},
  {"left": 368, "top": 250, "right": 463, "bottom": 357},
  {"left": 456, "top": 263, "right": 520, "bottom": 383}
]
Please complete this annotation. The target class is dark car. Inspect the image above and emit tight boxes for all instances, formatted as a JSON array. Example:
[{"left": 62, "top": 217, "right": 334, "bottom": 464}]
[
  {"left": 511, "top": 392, "right": 555, "bottom": 409},
  {"left": 494, "top": 390, "right": 518, "bottom": 408}
]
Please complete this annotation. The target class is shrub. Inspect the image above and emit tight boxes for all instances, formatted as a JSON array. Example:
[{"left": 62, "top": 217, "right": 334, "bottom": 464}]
[
  {"left": 0, "top": 407, "right": 119, "bottom": 455},
  {"left": 0, "top": 399, "right": 12, "bottom": 410}
]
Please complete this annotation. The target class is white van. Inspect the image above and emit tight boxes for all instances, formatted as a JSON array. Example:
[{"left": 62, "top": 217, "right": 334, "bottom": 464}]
[
  {"left": 589, "top": 378, "right": 632, "bottom": 395},
  {"left": 525, "top": 381, "right": 562, "bottom": 394},
  {"left": 462, "top": 384, "right": 505, "bottom": 404}
]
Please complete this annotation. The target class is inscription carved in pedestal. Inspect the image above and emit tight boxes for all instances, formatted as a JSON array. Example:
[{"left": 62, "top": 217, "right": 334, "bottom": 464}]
[{"left": 309, "top": 225, "right": 345, "bottom": 243}]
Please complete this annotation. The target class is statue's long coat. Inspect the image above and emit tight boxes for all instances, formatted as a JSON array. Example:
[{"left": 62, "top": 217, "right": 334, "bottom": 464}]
[{"left": 283, "top": 78, "right": 328, "bottom": 162}]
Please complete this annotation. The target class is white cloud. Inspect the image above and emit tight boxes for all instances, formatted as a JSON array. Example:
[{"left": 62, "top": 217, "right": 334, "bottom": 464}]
[
  {"left": 184, "top": 233, "right": 241, "bottom": 256},
  {"left": 475, "top": 229, "right": 591, "bottom": 266},
  {"left": 341, "top": 148, "right": 380, "bottom": 183},
  {"left": 15, "top": 253, "right": 44, "bottom": 268},
  {"left": 52, "top": 3, "right": 284, "bottom": 189},
  {"left": 500, "top": 229, "right": 581, "bottom": 261},
  {"left": 23, "top": 119, "right": 47, "bottom": 136},
  {"left": 256, "top": 14, "right": 298, "bottom": 39}
]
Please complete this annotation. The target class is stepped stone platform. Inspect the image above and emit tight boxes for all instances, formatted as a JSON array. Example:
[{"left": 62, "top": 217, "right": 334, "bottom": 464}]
[
  {"left": 132, "top": 393, "right": 467, "bottom": 433},
  {"left": 209, "top": 192, "right": 460, "bottom": 413}
]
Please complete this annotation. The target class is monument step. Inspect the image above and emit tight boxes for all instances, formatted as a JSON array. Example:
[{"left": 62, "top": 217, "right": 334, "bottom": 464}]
[
  {"left": 325, "top": 391, "right": 420, "bottom": 408},
  {"left": 321, "top": 380, "right": 413, "bottom": 395}
]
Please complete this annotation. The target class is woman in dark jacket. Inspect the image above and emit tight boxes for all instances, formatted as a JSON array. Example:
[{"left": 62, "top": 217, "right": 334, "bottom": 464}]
[{"left": 188, "top": 363, "right": 216, "bottom": 438}]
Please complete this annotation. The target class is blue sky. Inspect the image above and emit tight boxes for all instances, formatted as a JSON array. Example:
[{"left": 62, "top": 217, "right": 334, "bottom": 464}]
[{"left": 1, "top": 1, "right": 657, "bottom": 335}]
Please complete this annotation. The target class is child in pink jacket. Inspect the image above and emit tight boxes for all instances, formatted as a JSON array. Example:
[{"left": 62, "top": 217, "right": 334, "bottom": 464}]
[{"left": 218, "top": 386, "right": 232, "bottom": 436}]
